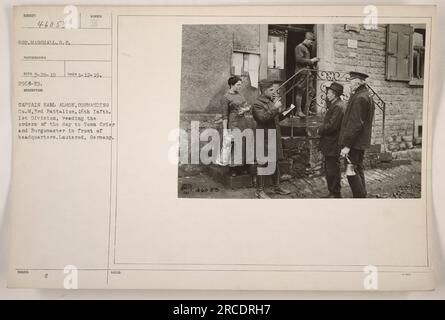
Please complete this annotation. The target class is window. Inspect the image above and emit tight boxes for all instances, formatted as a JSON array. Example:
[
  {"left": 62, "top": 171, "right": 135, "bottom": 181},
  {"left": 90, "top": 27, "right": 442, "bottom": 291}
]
[
  {"left": 266, "top": 27, "right": 288, "bottom": 81},
  {"left": 267, "top": 35, "right": 285, "bottom": 69},
  {"left": 386, "top": 24, "right": 412, "bottom": 81},
  {"left": 386, "top": 24, "right": 425, "bottom": 85},
  {"left": 231, "top": 51, "right": 260, "bottom": 88},
  {"left": 412, "top": 27, "right": 425, "bottom": 81}
]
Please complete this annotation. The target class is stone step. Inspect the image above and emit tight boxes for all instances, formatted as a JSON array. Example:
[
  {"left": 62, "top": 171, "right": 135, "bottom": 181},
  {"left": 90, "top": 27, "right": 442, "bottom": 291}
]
[
  {"left": 207, "top": 165, "right": 275, "bottom": 189},
  {"left": 205, "top": 162, "right": 415, "bottom": 190},
  {"left": 368, "top": 144, "right": 382, "bottom": 153}
]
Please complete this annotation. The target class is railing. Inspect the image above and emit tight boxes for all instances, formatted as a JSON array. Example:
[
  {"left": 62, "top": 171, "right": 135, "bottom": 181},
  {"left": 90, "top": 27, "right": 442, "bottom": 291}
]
[{"left": 277, "top": 68, "right": 386, "bottom": 151}]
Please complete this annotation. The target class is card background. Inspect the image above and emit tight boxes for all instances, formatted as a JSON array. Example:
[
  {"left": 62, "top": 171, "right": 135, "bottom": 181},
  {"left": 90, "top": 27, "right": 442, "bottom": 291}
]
[
  {"left": 1, "top": 0, "right": 445, "bottom": 298},
  {"left": 115, "top": 16, "right": 428, "bottom": 268}
]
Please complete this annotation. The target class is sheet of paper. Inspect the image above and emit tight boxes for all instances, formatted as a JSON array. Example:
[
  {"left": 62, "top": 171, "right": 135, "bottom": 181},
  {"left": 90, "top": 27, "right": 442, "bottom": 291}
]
[
  {"left": 248, "top": 53, "right": 260, "bottom": 88},
  {"left": 8, "top": 5, "right": 435, "bottom": 291},
  {"left": 275, "top": 41, "right": 285, "bottom": 69},
  {"left": 282, "top": 103, "right": 296, "bottom": 117},
  {"left": 232, "top": 52, "right": 243, "bottom": 75},
  {"left": 243, "top": 53, "right": 249, "bottom": 74},
  {"left": 267, "top": 42, "right": 274, "bottom": 68}
]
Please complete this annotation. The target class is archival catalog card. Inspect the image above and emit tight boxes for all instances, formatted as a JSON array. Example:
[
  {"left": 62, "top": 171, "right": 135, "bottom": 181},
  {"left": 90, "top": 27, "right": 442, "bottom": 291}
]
[{"left": 8, "top": 5, "right": 436, "bottom": 290}]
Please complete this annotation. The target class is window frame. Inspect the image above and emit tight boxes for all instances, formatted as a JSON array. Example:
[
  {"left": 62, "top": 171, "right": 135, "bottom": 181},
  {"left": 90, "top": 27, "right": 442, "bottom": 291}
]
[
  {"left": 385, "top": 24, "right": 425, "bottom": 86},
  {"left": 409, "top": 25, "right": 426, "bottom": 87}
]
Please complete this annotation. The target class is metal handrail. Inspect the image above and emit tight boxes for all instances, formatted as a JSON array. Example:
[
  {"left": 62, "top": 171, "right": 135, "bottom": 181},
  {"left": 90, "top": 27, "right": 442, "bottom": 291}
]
[
  {"left": 275, "top": 68, "right": 310, "bottom": 92},
  {"left": 275, "top": 68, "right": 387, "bottom": 151}
]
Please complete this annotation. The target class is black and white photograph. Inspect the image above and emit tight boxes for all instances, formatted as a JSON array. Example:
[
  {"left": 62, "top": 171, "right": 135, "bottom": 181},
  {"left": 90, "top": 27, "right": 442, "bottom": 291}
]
[
  {"left": 178, "top": 23, "right": 426, "bottom": 199},
  {"left": 3, "top": 4, "right": 440, "bottom": 294}
]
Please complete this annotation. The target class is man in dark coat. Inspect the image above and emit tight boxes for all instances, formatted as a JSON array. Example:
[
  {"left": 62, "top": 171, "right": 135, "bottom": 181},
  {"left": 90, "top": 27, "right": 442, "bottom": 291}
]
[
  {"left": 293, "top": 32, "right": 320, "bottom": 117},
  {"left": 319, "top": 82, "right": 345, "bottom": 198},
  {"left": 252, "top": 80, "right": 290, "bottom": 199},
  {"left": 339, "top": 71, "right": 375, "bottom": 198}
]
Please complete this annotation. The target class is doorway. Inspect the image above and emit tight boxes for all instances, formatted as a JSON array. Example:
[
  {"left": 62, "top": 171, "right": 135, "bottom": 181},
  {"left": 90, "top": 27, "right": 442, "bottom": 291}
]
[{"left": 267, "top": 24, "right": 316, "bottom": 108}]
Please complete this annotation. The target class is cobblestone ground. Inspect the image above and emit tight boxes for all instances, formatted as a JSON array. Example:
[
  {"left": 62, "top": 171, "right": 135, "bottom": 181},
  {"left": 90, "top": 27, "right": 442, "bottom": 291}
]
[{"left": 178, "top": 161, "right": 422, "bottom": 199}]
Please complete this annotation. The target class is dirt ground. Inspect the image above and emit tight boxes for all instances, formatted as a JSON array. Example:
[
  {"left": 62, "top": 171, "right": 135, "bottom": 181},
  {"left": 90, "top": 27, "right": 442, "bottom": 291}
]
[{"left": 178, "top": 161, "right": 422, "bottom": 199}]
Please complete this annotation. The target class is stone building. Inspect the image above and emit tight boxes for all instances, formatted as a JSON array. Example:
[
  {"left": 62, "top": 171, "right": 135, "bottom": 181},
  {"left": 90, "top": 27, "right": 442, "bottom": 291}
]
[{"left": 179, "top": 24, "right": 426, "bottom": 181}]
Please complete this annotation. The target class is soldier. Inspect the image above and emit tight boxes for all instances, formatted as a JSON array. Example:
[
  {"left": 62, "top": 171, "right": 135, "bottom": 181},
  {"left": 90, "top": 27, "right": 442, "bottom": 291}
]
[
  {"left": 339, "top": 71, "right": 376, "bottom": 198},
  {"left": 319, "top": 82, "right": 345, "bottom": 198},
  {"left": 293, "top": 32, "right": 320, "bottom": 117},
  {"left": 252, "top": 80, "right": 291, "bottom": 199}
]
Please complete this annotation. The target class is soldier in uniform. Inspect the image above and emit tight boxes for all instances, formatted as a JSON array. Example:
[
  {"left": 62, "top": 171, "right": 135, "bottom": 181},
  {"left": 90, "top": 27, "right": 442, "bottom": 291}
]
[
  {"left": 319, "top": 82, "right": 345, "bottom": 198},
  {"left": 339, "top": 71, "right": 375, "bottom": 198},
  {"left": 252, "top": 79, "right": 291, "bottom": 199},
  {"left": 293, "top": 32, "right": 320, "bottom": 117}
]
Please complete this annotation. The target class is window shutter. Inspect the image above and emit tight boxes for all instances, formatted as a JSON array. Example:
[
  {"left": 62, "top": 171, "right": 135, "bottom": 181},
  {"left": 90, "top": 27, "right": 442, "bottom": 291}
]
[{"left": 386, "top": 24, "right": 413, "bottom": 81}]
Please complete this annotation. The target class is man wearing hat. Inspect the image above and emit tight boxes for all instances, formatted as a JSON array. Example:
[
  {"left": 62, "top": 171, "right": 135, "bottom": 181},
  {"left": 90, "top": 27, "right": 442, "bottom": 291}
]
[
  {"left": 293, "top": 32, "right": 320, "bottom": 118},
  {"left": 252, "top": 79, "right": 291, "bottom": 199},
  {"left": 339, "top": 71, "right": 375, "bottom": 198},
  {"left": 318, "top": 82, "right": 345, "bottom": 198}
]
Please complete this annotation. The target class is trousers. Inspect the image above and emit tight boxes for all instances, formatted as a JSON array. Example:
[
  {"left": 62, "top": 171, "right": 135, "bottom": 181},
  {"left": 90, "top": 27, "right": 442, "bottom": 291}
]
[
  {"left": 324, "top": 155, "right": 341, "bottom": 196},
  {"left": 346, "top": 148, "right": 367, "bottom": 198}
]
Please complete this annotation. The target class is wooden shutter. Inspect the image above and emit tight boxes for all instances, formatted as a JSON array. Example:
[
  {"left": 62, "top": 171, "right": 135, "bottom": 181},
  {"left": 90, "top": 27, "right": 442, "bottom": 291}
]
[{"left": 386, "top": 24, "right": 413, "bottom": 81}]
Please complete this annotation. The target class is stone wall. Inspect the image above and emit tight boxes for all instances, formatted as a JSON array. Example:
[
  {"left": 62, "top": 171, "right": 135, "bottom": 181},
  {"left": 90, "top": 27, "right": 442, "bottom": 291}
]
[
  {"left": 181, "top": 24, "right": 424, "bottom": 150},
  {"left": 181, "top": 25, "right": 261, "bottom": 114},
  {"left": 180, "top": 25, "right": 262, "bottom": 175},
  {"left": 179, "top": 24, "right": 425, "bottom": 179},
  {"left": 331, "top": 24, "right": 424, "bottom": 150}
]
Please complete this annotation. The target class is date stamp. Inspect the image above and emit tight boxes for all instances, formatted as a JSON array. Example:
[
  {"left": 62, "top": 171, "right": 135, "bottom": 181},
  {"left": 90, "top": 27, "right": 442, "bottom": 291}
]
[{"left": 180, "top": 183, "right": 220, "bottom": 195}]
